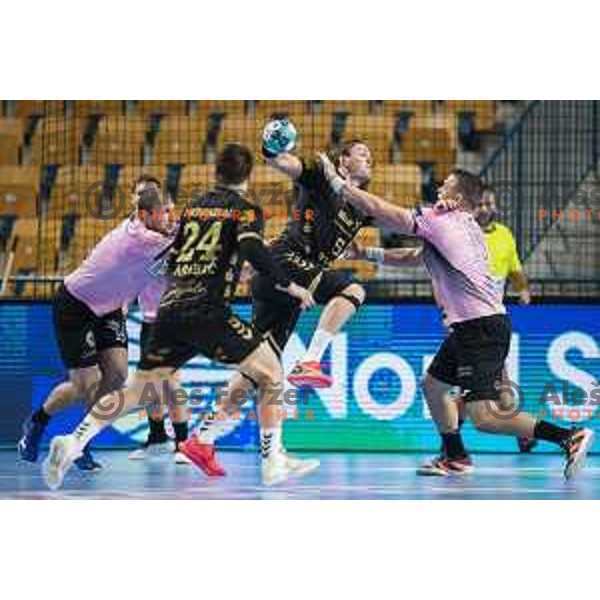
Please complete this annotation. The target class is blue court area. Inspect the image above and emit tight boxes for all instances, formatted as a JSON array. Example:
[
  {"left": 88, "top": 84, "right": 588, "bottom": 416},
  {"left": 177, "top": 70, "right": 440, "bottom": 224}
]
[{"left": 4, "top": 450, "right": 600, "bottom": 499}]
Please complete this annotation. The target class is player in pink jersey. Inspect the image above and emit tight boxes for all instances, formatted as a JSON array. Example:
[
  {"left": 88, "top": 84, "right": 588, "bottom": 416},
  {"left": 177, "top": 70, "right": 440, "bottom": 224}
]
[
  {"left": 319, "top": 155, "right": 593, "bottom": 480},
  {"left": 18, "top": 175, "right": 175, "bottom": 470}
]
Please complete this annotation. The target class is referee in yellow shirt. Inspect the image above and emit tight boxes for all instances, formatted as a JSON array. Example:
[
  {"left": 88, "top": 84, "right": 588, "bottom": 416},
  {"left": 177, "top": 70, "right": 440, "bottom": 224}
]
[
  {"left": 475, "top": 186, "right": 531, "bottom": 305},
  {"left": 475, "top": 185, "right": 535, "bottom": 453}
]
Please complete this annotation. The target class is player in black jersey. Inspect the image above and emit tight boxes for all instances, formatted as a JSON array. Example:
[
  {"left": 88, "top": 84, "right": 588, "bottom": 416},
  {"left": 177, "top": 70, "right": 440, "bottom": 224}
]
[
  {"left": 256, "top": 120, "right": 373, "bottom": 388},
  {"left": 42, "top": 144, "right": 320, "bottom": 489}
]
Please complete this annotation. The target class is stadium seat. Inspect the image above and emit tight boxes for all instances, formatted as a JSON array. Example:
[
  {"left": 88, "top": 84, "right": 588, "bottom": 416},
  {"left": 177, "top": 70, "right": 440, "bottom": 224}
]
[
  {"left": 382, "top": 100, "right": 437, "bottom": 117},
  {"left": 38, "top": 219, "right": 62, "bottom": 274},
  {"left": 254, "top": 100, "right": 308, "bottom": 119},
  {"left": 289, "top": 114, "right": 334, "bottom": 156},
  {"left": 0, "top": 166, "right": 39, "bottom": 217},
  {"left": 370, "top": 164, "right": 422, "bottom": 207},
  {"left": 153, "top": 117, "right": 208, "bottom": 164},
  {"left": 73, "top": 101, "right": 127, "bottom": 117},
  {"left": 400, "top": 115, "right": 458, "bottom": 173},
  {"left": 137, "top": 101, "right": 189, "bottom": 116},
  {"left": 342, "top": 115, "right": 397, "bottom": 163},
  {"left": 30, "top": 117, "right": 84, "bottom": 164},
  {"left": 6, "top": 219, "right": 38, "bottom": 282},
  {"left": 0, "top": 118, "right": 23, "bottom": 165},
  {"left": 445, "top": 100, "right": 497, "bottom": 131},
  {"left": 319, "top": 100, "right": 373, "bottom": 116},
  {"left": 219, "top": 115, "right": 263, "bottom": 155},
  {"left": 89, "top": 116, "right": 148, "bottom": 165},
  {"left": 14, "top": 101, "right": 64, "bottom": 118},
  {"left": 197, "top": 101, "right": 246, "bottom": 115},
  {"left": 49, "top": 166, "right": 128, "bottom": 219}
]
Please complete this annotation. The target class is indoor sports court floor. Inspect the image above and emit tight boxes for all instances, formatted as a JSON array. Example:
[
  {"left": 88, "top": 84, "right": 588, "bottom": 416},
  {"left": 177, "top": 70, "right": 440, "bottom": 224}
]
[{"left": 3, "top": 451, "right": 600, "bottom": 499}]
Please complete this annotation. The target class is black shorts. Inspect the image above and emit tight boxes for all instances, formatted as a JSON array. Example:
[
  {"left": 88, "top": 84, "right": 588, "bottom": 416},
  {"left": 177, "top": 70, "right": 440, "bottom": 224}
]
[
  {"left": 427, "top": 314, "right": 511, "bottom": 402},
  {"left": 252, "top": 257, "right": 355, "bottom": 354},
  {"left": 53, "top": 284, "right": 128, "bottom": 369},
  {"left": 138, "top": 321, "right": 155, "bottom": 370},
  {"left": 138, "top": 300, "right": 263, "bottom": 371}
]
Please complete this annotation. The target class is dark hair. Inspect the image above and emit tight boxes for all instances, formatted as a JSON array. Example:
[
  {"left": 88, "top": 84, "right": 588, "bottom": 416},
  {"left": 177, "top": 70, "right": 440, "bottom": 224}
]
[
  {"left": 449, "top": 168, "right": 482, "bottom": 206},
  {"left": 137, "top": 185, "right": 163, "bottom": 214},
  {"left": 216, "top": 143, "right": 254, "bottom": 185},
  {"left": 131, "top": 173, "right": 161, "bottom": 194}
]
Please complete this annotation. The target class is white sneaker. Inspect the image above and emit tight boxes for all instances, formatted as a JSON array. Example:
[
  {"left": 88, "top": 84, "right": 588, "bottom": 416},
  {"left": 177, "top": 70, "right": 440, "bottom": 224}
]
[
  {"left": 43, "top": 435, "right": 82, "bottom": 490},
  {"left": 564, "top": 428, "right": 595, "bottom": 480},
  {"left": 262, "top": 452, "right": 320, "bottom": 486},
  {"left": 282, "top": 452, "right": 320, "bottom": 477},
  {"left": 127, "top": 440, "right": 174, "bottom": 460}
]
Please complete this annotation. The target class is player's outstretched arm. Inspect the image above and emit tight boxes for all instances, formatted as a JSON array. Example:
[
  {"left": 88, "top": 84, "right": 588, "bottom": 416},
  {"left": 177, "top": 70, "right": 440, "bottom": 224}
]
[
  {"left": 317, "top": 153, "right": 415, "bottom": 233},
  {"left": 346, "top": 240, "right": 423, "bottom": 267},
  {"left": 261, "top": 119, "right": 303, "bottom": 180}
]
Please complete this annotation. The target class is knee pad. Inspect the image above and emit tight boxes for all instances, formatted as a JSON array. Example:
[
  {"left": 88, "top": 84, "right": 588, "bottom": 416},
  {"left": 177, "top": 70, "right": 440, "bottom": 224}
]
[{"left": 335, "top": 292, "right": 363, "bottom": 310}]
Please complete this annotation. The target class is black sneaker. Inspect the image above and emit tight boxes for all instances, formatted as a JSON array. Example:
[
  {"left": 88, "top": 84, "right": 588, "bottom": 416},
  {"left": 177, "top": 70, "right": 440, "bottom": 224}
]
[
  {"left": 74, "top": 444, "right": 103, "bottom": 472},
  {"left": 17, "top": 414, "right": 46, "bottom": 463},
  {"left": 562, "top": 428, "right": 594, "bottom": 480}
]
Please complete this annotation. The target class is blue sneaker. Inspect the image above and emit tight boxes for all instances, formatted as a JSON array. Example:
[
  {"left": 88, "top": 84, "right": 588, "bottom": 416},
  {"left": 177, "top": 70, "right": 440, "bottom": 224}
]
[
  {"left": 17, "top": 414, "right": 46, "bottom": 463},
  {"left": 74, "top": 445, "right": 103, "bottom": 472}
]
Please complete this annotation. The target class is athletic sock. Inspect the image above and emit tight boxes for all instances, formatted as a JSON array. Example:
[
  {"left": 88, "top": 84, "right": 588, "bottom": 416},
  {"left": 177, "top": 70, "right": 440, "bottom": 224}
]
[
  {"left": 173, "top": 421, "right": 188, "bottom": 446},
  {"left": 148, "top": 416, "right": 167, "bottom": 442},
  {"left": 441, "top": 431, "right": 468, "bottom": 459},
  {"left": 260, "top": 427, "right": 282, "bottom": 460},
  {"left": 533, "top": 420, "right": 572, "bottom": 445},
  {"left": 32, "top": 406, "right": 51, "bottom": 427},
  {"left": 73, "top": 416, "right": 103, "bottom": 450},
  {"left": 303, "top": 329, "right": 334, "bottom": 363},
  {"left": 196, "top": 412, "right": 238, "bottom": 444}
]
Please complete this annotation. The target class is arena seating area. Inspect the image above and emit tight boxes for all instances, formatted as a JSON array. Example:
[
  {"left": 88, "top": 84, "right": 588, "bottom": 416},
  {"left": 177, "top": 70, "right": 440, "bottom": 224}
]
[{"left": 0, "top": 100, "right": 514, "bottom": 298}]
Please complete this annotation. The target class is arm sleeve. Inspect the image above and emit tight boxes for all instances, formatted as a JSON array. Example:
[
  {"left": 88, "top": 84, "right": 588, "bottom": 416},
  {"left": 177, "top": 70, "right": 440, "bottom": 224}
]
[
  {"left": 237, "top": 205, "right": 292, "bottom": 288},
  {"left": 296, "top": 158, "right": 321, "bottom": 192},
  {"left": 239, "top": 237, "right": 291, "bottom": 289}
]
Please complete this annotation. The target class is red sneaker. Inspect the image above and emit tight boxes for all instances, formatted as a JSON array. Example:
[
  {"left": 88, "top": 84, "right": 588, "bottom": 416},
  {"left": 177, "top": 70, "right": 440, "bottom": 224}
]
[
  {"left": 179, "top": 438, "right": 226, "bottom": 477},
  {"left": 287, "top": 361, "right": 333, "bottom": 388},
  {"left": 416, "top": 454, "right": 474, "bottom": 477}
]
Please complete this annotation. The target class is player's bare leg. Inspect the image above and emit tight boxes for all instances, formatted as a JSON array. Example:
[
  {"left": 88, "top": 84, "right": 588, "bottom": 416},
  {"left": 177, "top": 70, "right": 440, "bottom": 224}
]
[
  {"left": 181, "top": 343, "right": 320, "bottom": 485},
  {"left": 466, "top": 400, "right": 593, "bottom": 479},
  {"left": 129, "top": 372, "right": 190, "bottom": 463},
  {"left": 417, "top": 374, "right": 473, "bottom": 476},
  {"left": 18, "top": 366, "right": 101, "bottom": 463},
  {"left": 42, "top": 368, "right": 175, "bottom": 489},
  {"left": 288, "top": 283, "right": 365, "bottom": 388}
]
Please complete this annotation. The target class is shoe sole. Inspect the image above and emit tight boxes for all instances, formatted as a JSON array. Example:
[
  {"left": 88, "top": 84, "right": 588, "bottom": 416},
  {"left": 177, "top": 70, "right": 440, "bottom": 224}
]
[
  {"left": 287, "top": 375, "right": 333, "bottom": 389},
  {"left": 565, "top": 429, "right": 594, "bottom": 480},
  {"left": 416, "top": 465, "right": 474, "bottom": 477},
  {"left": 43, "top": 437, "right": 74, "bottom": 490},
  {"left": 262, "top": 460, "right": 321, "bottom": 486}
]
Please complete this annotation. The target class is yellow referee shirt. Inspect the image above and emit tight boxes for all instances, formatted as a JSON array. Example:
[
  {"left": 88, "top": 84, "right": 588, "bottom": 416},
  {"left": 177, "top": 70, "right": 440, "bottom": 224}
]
[{"left": 483, "top": 222, "right": 523, "bottom": 293}]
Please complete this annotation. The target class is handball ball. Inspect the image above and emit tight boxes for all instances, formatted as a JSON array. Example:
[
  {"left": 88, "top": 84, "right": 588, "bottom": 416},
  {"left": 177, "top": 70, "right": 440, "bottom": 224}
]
[{"left": 262, "top": 119, "right": 298, "bottom": 155}]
